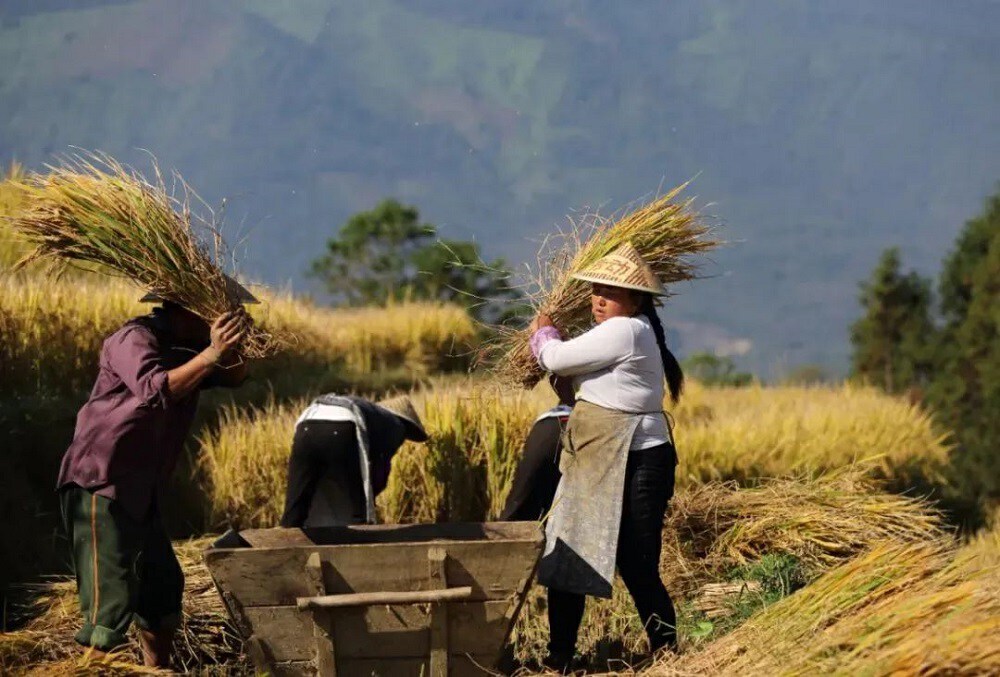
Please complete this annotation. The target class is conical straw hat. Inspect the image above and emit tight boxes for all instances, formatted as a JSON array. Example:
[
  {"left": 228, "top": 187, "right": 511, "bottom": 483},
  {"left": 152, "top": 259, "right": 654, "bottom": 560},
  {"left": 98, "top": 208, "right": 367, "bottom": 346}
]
[
  {"left": 377, "top": 395, "right": 429, "bottom": 442},
  {"left": 571, "top": 242, "right": 666, "bottom": 295},
  {"left": 140, "top": 274, "right": 260, "bottom": 304}
]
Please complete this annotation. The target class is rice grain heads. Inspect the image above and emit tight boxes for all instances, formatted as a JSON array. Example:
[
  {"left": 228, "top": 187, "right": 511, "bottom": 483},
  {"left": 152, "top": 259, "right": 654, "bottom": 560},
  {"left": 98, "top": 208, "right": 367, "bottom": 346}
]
[
  {"left": 5, "top": 152, "right": 282, "bottom": 358},
  {"left": 488, "top": 184, "right": 718, "bottom": 388}
]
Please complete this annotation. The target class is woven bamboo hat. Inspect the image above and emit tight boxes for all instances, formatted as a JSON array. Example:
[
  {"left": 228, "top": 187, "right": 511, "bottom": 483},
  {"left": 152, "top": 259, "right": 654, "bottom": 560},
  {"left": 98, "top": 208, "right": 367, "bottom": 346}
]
[
  {"left": 571, "top": 242, "right": 666, "bottom": 295},
  {"left": 139, "top": 274, "right": 260, "bottom": 304},
  {"left": 377, "top": 395, "right": 429, "bottom": 442}
]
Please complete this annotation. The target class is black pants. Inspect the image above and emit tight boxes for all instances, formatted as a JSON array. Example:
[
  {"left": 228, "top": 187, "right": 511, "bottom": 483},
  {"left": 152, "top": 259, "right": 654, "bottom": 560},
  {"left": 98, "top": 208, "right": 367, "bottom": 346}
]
[
  {"left": 548, "top": 443, "right": 678, "bottom": 657},
  {"left": 280, "top": 420, "right": 364, "bottom": 527},
  {"left": 500, "top": 417, "right": 564, "bottom": 521}
]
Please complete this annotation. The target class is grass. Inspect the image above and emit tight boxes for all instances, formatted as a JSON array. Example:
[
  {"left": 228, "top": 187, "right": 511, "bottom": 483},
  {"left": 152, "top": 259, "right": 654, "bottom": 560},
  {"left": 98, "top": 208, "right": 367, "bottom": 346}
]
[{"left": 197, "top": 380, "right": 950, "bottom": 530}]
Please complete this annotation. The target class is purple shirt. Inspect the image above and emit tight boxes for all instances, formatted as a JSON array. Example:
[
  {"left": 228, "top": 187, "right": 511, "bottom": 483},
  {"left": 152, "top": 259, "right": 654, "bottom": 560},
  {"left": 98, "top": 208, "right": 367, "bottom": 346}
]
[{"left": 56, "top": 314, "right": 211, "bottom": 520}]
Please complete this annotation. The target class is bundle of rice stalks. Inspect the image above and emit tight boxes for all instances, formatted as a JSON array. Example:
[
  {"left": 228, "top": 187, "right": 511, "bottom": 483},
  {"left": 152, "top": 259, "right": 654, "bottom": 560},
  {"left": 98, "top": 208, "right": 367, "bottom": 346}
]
[
  {"left": 4, "top": 152, "right": 282, "bottom": 358},
  {"left": 0, "top": 538, "right": 245, "bottom": 675},
  {"left": 653, "top": 530, "right": 1000, "bottom": 677},
  {"left": 660, "top": 468, "right": 947, "bottom": 596},
  {"left": 487, "top": 184, "right": 718, "bottom": 388}
]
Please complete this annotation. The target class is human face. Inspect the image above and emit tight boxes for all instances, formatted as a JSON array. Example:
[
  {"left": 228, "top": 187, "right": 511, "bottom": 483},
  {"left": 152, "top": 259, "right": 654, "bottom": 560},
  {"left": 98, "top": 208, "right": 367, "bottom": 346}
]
[
  {"left": 591, "top": 283, "right": 640, "bottom": 324},
  {"left": 162, "top": 303, "right": 211, "bottom": 345}
]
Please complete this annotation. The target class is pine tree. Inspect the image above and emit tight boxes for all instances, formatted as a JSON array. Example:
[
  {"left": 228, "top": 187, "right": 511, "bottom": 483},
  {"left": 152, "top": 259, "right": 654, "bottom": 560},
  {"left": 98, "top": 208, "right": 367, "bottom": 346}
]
[
  {"left": 926, "top": 189, "right": 1000, "bottom": 508},
  {"left": 849, "top": 248, "right": 936, "bottom": 393}
]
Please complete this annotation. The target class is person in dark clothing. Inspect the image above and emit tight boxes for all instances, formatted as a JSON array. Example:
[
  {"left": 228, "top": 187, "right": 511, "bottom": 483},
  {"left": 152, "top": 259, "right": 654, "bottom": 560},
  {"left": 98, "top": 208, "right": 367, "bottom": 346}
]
[
  {"left": 499, "top": 376, "right": 574, "bottom": 522},
  {"left": 280, "top": 395, "right": 429, "bottom": 528},
  {"left": 57, "top": 282, "right": 256, "bottom": 668}
]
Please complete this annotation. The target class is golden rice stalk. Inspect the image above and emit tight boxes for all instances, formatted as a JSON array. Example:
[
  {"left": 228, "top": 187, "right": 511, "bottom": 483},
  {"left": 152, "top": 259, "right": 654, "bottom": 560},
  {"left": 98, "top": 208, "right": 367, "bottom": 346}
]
[
  {"left": 486, "top": 184, "right": 719, "bottom": 388},
  {"left": 659, "top": 469, "right": 948, "bottom": 596},
  {"left": 652, "top": 532, "right": 1000, "bottom": 676},
  {"left": 4, "top": 151, "right": 283, "bottom": 358}
]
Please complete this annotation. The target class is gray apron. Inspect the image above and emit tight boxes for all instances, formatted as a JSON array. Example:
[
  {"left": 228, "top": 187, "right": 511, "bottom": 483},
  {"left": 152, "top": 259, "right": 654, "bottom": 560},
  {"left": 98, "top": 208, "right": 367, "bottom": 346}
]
[{"left": 537, "top": 400, "right": 643, "bottom": 598}]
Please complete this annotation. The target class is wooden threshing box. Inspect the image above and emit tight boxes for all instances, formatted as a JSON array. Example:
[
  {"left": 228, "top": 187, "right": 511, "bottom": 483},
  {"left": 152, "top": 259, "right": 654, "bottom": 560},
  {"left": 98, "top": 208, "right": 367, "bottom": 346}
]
[{"left": 205, "top": 522, "right": 544, "bottom": 676}]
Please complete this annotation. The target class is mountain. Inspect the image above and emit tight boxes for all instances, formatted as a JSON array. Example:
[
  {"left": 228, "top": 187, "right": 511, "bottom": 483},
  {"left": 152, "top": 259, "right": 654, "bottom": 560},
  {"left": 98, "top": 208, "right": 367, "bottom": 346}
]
[{"left": 2, "top": 0, "right": 999, "bottom": 375}]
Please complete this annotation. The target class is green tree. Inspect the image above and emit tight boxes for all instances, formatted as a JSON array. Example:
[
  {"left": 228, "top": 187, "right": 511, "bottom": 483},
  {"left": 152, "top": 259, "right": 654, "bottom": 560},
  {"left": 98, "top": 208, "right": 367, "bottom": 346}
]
[
  {"left": 925, "top": 189, "right": 1000, "bottom": 512},
  {"left": 682, "top": 352, "right": 754, "bottom": 387},
  {"left": 938, "top": 191, "right": 1000, "bottom": 326},
  {"left": 308, "top": 199, "right": 435, "bottom": 306},
  {"left": 849, "top": 248, "right": 935, "bottom": 393},
  {"left": 309, "top": 199, "right": 523, "bottom": 322}
]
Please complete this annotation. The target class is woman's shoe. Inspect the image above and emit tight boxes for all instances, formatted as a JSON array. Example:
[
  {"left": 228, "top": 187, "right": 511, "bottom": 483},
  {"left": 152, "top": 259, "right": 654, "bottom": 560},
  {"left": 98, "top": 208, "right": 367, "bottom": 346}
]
[{"left": 541, "top": 651, "right": 576, "bottom": 674}]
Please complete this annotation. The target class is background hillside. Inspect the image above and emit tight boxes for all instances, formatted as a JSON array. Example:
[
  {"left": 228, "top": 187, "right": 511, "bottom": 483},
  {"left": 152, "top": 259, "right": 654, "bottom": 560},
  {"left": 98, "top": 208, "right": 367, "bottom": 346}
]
[{"left": 2, "top": 0, "right": 999, "bottom": 375}]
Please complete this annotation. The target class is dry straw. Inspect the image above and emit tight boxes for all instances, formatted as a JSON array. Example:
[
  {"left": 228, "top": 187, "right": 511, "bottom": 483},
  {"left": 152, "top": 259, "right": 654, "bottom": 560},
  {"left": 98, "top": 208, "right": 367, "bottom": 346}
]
[
  {"left": 4, "top": 151, "right": 282, "bottom": 358},
  {"left": 0, "top": 538, "right": 246, "bottom": 675},
  {"left": 487, "top": 183, "right": 719, "bottom": 388},
  {"left": 3, "top": 475, "right": 953, "bottom": 674},
  {"left": 652, "top": 530, "right": 1000, "bottom": 676}
]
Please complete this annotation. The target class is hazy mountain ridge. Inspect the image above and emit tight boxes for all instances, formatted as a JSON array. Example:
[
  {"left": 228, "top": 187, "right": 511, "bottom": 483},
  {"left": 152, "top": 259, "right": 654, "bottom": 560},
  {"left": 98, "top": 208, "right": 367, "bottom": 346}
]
[{"left": 2, "top": 0, "right": 998, "bottom": 374}]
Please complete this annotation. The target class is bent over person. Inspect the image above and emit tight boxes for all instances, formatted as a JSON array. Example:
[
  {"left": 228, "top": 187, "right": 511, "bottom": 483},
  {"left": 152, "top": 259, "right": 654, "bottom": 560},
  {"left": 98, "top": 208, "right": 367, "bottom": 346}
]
[
  {"left": 529, "top": 242, "right": 684, "bottom": 672},
  {"left": 499, "top": 375, "right": 574, "bottom": 522},
  {"left": 280, "top": 395, "right": 429, "bottom": 527},
  {"left": 56, "top": 283, "right": 256, "bottom": 668}
]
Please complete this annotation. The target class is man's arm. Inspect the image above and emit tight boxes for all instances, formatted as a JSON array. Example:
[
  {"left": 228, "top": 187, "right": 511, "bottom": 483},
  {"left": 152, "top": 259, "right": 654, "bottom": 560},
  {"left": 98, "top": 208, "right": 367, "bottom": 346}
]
[
  {"left": 167, "top": 312, "right": 246, "bottom": 400},
  {"left": 201, "top": 352, "right": 250, "bottom": 389}
]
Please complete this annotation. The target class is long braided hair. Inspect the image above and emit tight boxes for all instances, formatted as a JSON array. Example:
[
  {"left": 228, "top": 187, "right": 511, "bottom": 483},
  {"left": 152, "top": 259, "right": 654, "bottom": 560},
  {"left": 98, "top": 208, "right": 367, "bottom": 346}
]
[{"left": 638, "top": 293, "right": 684, "bottom": 403}]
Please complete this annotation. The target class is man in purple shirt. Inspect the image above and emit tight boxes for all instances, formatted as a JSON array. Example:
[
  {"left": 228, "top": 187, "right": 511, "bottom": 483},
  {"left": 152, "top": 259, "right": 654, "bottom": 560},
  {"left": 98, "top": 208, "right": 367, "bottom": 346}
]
[{"left": 57, "top": 288, "right": 253, "bottom": 668}]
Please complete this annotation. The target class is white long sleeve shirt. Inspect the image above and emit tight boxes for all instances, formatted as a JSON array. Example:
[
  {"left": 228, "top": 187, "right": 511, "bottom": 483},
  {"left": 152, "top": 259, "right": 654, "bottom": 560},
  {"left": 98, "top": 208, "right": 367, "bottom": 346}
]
[{"left": 536, "top": 315, "right": 671, "bottom": 450}]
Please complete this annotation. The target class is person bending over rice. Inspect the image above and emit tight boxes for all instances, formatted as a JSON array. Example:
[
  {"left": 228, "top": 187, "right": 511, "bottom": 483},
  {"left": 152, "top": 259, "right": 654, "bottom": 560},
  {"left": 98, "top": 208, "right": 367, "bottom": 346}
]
[
  {"left": 499, "top": 375, "right": 574, "bottom": 522},
  {"left": 528, "top": 242, "right": 684, "bottom": 672},
  {"left": 280, "top": 395, "right": 428, "bottom": 528},
  {"left": 56, "top": 280, "right": 256, "bottom": 668}
]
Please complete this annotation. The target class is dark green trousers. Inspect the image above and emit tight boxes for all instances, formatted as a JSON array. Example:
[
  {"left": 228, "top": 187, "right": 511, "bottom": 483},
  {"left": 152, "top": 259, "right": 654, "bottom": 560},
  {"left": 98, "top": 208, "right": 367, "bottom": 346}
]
[{"left": 59, "top": 486, "right": 184, "bottom": 651}]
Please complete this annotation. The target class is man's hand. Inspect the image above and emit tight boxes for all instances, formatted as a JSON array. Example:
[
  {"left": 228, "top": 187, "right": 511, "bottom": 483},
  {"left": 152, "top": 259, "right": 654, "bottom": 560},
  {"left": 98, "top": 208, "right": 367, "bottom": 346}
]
[{"left": 210, "top": 311, "right": 246, "bottom": 355}]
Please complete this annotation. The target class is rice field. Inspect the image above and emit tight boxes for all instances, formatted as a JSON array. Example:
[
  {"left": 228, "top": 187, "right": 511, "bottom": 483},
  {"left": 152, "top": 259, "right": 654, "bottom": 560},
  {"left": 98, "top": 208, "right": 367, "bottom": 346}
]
[
  {"left": 3, "top": 166, "right": 995, "bottom": 675},
  {"left": 0, "top": 272, "right": 479, "bottom": 400},
  {"left": 3, "top": 472, "right": 967, "bottom": 675},
  {"left": 198, "top": 380, "right": 950, "bottom": 530}
]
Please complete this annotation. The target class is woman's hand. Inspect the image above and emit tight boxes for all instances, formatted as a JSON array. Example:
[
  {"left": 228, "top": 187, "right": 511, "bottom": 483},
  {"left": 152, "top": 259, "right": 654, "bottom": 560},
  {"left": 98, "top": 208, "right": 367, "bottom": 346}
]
[{"left": 529, "top": 312, "right": 555, "bottom": 333}]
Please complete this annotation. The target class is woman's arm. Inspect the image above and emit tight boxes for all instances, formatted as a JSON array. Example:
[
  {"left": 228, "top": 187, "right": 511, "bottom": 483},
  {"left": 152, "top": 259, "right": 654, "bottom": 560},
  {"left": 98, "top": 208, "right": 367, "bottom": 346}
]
[{"left": 535, "top": 317, "right": 634, "bottom": 376}]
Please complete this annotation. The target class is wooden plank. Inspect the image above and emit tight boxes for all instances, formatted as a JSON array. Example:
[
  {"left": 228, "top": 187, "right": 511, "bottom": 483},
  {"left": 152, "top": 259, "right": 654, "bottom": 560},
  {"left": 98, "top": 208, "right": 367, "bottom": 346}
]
[
  {"left": 206, "top": 540, "right": 542, "bottom": 607},
  {"left": 305, "top": 552, "right": 326, "bottom": 594},
  {"left": 428, "top": 547, "right": 448, "bottom": 677},
  {"left": 283, "top": 521, "right": 542, "bottom": 547},
  {"left": 311, "top": 609, "right": 336, "bottom": 677},
  {"left": 270, "top": 654, "right": 496, "bottom": 677},
  {"left": 242, "top": 527, "right": 315, "bottom": 548},
  {"left": 244, "top": 601, "right": 511, "bottom": 662},
  {"left": 245, "top": 635, "right": 272, "bottom": 674},
  {"left": 298, "top": 586, "right": 472, "bottom": 610}
]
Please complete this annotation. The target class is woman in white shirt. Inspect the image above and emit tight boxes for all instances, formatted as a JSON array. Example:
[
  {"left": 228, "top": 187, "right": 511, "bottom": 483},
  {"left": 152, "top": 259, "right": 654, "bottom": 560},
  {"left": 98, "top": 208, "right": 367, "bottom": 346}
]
[{"left": 528, "top": 242, "right": 682, "bottom": 671}]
